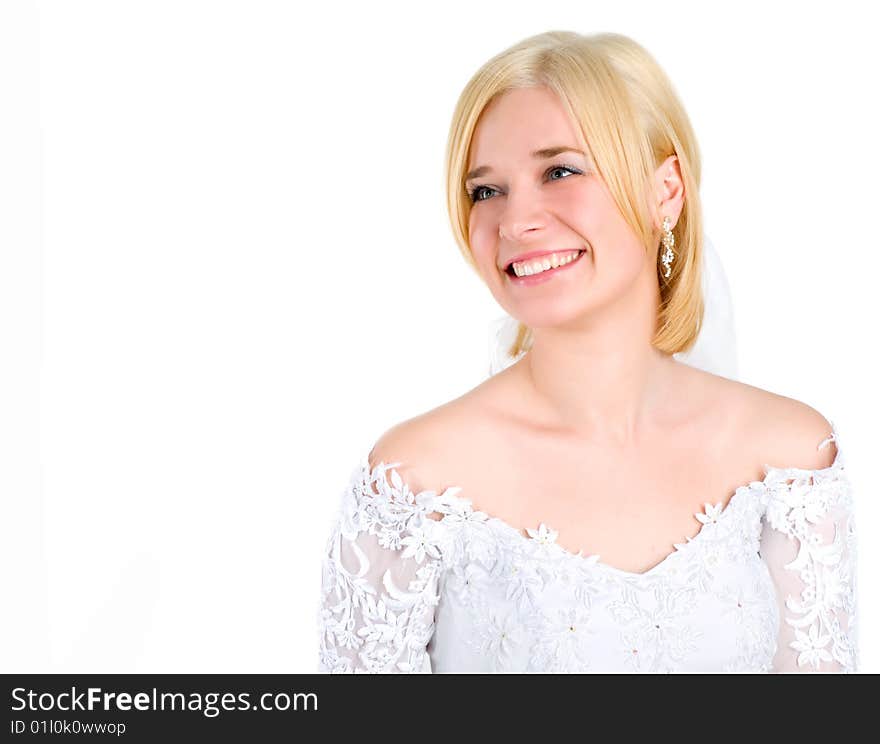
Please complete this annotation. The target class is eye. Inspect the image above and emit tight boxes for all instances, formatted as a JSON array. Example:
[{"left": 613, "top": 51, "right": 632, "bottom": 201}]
[
  {"left": 466, "top": 164, "right": 582, "bottom": 204},
  {"left": 546, "top": 164, "right": 578, "bottom": 181}
]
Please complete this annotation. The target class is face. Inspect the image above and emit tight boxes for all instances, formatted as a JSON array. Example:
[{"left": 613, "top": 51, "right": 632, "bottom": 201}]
[{"left": 465, "top": 85, "right": 675, "bottom": 332}]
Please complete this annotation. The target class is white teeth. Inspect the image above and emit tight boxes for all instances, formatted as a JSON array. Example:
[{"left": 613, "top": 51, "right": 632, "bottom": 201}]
[{"left": 512, "top": 250, "right": 581, "bottom": 277}]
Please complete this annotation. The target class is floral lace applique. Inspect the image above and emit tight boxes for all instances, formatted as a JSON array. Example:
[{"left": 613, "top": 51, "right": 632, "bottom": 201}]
[
  {"left": 318, "top": 460, "right": 454, "bottom": 673},
  {"left": 755, "top": 427, "right": 857, "bottom": 672},
  {"left": 318, "top": 421, "right": 857, "bottom": 673}
]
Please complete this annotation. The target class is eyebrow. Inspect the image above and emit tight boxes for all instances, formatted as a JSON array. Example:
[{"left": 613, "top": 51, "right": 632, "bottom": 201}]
[{"left": 465, "top": 146, "right": 586, "bottom": 182}]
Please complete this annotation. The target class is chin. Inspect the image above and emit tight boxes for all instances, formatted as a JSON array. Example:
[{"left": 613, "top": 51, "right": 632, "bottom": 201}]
[{"left": 512, "top": 304, "right": 594, "bottom": 331}]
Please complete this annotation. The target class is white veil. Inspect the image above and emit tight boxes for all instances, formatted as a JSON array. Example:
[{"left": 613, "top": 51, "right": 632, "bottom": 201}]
[{"left": 488, "top": 232, "right": 737, "bottom": 379}]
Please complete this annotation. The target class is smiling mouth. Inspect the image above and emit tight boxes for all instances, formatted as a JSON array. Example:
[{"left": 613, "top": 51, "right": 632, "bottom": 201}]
[{"left": 505, "top": 249, "right": 586, "bottom": 277}]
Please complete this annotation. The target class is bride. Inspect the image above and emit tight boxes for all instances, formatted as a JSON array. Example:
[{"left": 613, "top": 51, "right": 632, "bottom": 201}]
[{"left": 317, "top": 31, "right": 857, "bottom": 673}]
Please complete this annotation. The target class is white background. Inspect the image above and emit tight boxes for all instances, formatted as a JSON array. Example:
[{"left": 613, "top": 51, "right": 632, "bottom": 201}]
[{"left": 1, "top": 0, "right": 877, "bottom": 672}]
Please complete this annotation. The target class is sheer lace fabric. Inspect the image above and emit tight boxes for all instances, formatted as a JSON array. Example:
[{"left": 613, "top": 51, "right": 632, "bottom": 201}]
[{"left": 317, "top": 424, "right": 857, "bottom": 673}]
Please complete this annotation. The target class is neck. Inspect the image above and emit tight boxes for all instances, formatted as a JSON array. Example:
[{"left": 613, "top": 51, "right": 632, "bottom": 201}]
[{"left": 518, "top": 262, "right": 676, "bottom": 447}]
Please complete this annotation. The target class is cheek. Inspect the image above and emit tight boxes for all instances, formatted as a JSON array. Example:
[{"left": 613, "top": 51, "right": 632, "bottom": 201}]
[
  {"left": 562, "top": 183, "right": 638, "bottom": 261},
  {"left": 547, "top": 183, "right": 601, "bottom": 242},
  {"left": 468, "top": 213, "right": 498, "bottom": 271},
  {"left": 557, "top": 184, "right": 593, "bottom": 215}
]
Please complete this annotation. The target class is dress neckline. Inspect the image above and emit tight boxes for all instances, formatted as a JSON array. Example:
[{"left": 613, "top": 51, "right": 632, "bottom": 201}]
[
  {"left": 428, "top": 476, "right": 759, "bottom": 579},
  {"left": 362, "top": 422, "right": 844, "bottom": 580}
]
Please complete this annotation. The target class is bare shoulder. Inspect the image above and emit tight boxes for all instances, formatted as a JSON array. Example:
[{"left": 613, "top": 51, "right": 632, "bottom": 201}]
[
  {"left": 759, "top": 392, "right": 838, "bottom": 470},
  {"left": 367, "top": 412, "right": 449, "bottom": 496},
  {"left": 713, "top": 374, "right": 838, "bottom": 471},
  {"left": 367, "top": 387, "right": 496, "bottom": 499}
]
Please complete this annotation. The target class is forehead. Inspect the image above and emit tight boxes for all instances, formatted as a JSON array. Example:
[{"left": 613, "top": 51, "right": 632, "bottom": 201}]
[{"left": 468, "top": 86, "right": 582, "bottom": 166}]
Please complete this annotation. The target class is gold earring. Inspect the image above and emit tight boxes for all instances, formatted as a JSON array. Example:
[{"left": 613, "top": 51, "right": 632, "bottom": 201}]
[{"left": 660, "top": 216, "right": 675, "bottom": 278}]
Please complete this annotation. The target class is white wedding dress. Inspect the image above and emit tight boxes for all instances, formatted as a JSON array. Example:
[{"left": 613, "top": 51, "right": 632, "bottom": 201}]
[
  {"left": 317, "top": 238, "right": 858, "bottom": 673},
  {"left": 317, "top": 422, "right": 857, "bottom": 673}
]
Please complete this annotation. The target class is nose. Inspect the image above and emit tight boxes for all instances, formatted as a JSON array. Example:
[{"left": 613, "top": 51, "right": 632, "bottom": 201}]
[{"left": 497, "top": 194, "right": 547, "bottom": 242}]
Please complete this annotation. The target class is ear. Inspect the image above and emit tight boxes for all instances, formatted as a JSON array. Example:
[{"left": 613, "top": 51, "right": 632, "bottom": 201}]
[{"left": 652, "top": 154, "right": 685, "bottom": 230}]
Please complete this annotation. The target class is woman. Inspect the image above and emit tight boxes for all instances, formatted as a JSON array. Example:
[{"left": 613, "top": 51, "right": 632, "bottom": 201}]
[{"left": 317, "top": 31, "right": 857, "bottom": 673}]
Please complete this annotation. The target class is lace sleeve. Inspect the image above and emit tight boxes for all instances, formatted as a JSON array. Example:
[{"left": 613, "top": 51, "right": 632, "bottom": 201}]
[
  {"left": 317, "top": 459, "right": 446, "bottom": 673},
  {"left": 759, "top": 432, "right": 858, "bottom": 673}
]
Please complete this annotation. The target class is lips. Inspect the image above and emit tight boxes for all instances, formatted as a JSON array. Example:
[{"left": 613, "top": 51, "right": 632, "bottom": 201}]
[
  {"left": 505, "top": 249, "right": 586, "bottom": 285},
  {"left": 504, "top": 249, "right": 586, "bottom": 277},
  {"left": 503, "top": 248, "right": 585, "bottom": 272}
]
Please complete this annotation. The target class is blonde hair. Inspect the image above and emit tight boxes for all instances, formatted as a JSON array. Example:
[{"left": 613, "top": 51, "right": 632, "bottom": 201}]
[{"left": 444, "top": 31, "right": 704, "bottom": 358}]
